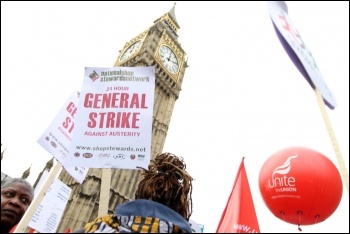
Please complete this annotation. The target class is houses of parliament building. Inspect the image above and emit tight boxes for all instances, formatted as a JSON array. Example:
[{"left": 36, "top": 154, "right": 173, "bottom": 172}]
[{"left": 1, "top": 4, "right": 188, "bottom": 233}]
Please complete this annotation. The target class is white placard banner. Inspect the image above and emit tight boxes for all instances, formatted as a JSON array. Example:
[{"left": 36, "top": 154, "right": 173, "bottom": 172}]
[
  {"left": 28, "top": 178, "right": 72, "bottom": 233},
  {"left": 37, "top": 91, "right": 89, "bottom": 183},
  {"left": 66, "top": 66, "right": 155, "bottom": 169},
  {"left": 267, "top": 1, "right": 337, "bottom": 109}
]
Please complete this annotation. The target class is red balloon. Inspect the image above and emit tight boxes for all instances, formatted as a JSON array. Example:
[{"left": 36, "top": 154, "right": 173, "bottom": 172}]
[{"left": 259, "top": 146, "right": 343, "bottom": 226}]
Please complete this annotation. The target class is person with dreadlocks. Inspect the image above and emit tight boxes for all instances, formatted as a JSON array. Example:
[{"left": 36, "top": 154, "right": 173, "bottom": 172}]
[{"left": 72, "top": 152, "right": 194, "bottom": 233}]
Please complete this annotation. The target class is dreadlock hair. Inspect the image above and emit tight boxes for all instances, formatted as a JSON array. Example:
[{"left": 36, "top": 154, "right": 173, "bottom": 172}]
[{"left": 135, "top": 152, "right": 193, "bottom": 221}]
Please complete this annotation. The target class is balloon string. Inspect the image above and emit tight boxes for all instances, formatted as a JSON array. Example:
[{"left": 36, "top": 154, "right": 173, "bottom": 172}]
[
  {"left": 298, "top": 211, "right": 302, "bottom": 232},
  {"left": 314, "top": 215, "right": 320, "bottom": 224},
  {"left": 280, "top": 211, "right": 285, "bottom": 221}
]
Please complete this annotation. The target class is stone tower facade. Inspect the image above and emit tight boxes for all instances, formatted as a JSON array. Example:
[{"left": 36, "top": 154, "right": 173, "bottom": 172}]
[
  {"left": 33, "top": 157, "right": 54, "bottom": 188},
  {"left": 56, "top": 5, "right": 188, "bottom": 232}
]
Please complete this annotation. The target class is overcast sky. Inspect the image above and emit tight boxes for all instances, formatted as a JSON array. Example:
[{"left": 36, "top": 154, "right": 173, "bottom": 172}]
[{"left": 1, "top": 1, "right": 349, "bottom": 233}]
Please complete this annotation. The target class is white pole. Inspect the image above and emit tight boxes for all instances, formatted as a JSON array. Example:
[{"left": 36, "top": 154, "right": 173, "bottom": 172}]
[
  {"left": 13, "top": 160, "right": 62, "bottom": 233},
  {"left": 98, "top": 168, "right": 111, "bottom": 217}
]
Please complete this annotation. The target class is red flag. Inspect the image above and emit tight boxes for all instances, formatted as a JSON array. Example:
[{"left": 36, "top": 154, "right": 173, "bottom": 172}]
[{"left": 216, "top": 157, "right": 260, "bottom": 233}]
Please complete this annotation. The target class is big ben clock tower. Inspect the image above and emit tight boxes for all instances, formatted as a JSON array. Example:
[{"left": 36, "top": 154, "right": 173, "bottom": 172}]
[{"left": 56, "top": 4, "right": 188, "bottom": 232}]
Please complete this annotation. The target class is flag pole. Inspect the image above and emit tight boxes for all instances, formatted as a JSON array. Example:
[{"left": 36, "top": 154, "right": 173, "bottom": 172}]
[
  {"left": 315, "top": 88, "right": 349, "bottom": 194},
  {"left": 14, "top": 160, "right": 63, "bottom": 233}
]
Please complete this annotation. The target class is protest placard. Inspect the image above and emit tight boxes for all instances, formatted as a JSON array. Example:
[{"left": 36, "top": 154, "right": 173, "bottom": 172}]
[
  {"left": 37, "top": 91, "right": 88, "bottom": 183},
  {"left": 28, "top": 178, "right": 72, "bottom": 233},
  {"left": 66, "top": 66, "right": 155, "bottom": 169}
]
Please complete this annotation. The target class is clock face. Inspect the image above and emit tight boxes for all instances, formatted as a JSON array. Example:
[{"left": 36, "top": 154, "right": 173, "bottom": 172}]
[
  {"left": 120, "top": 40, "right": 142, "bottom": 62},
  {"left": 159, "top": 45, "right": 179, "bottom": 74}
]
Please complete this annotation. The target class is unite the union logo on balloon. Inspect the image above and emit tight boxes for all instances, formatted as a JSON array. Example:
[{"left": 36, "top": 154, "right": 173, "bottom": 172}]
[{"left": 268, "top": 155, "right": 298, "bottom": 193}]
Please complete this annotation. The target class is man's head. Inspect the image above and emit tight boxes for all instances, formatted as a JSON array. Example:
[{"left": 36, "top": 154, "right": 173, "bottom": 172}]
[
  {"left": 1, "top": 178, "right": 34, "bottom": 231},
  {"left": 135, "top": 152, "right": 193, "bottom": 220}
]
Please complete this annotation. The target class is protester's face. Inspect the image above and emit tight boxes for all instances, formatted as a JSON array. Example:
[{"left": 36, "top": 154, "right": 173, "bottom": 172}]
[{"left": 1, "top": 183, "right": 33, "bottom": 227}]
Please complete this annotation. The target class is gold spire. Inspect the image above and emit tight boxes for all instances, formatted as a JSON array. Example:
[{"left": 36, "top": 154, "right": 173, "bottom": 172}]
[{"left": 22, "top": 165, "right": 31, "bottom": 179}]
